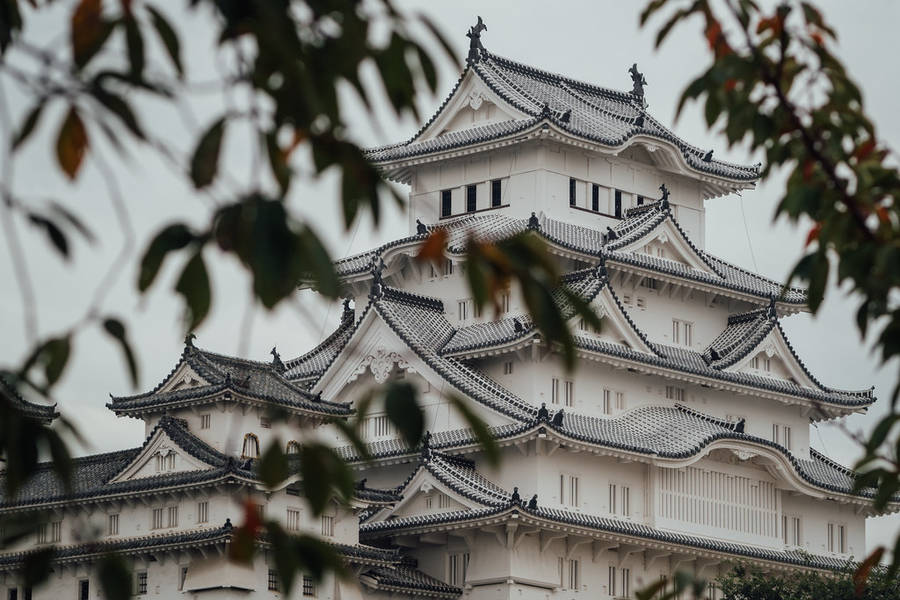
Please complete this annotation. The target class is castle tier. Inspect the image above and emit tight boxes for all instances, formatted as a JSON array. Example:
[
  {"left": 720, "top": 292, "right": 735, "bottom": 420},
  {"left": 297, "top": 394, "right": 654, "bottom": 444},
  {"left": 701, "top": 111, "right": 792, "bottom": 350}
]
[{"left": 1, "top": 23, "right": 895, "bottom": 600}]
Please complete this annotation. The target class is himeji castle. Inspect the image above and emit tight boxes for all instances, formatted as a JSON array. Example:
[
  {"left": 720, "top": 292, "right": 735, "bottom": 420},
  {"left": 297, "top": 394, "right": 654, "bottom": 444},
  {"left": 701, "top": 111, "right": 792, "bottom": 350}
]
[{"left": 2, "top": 19, "right": 897, "bottom": 600}]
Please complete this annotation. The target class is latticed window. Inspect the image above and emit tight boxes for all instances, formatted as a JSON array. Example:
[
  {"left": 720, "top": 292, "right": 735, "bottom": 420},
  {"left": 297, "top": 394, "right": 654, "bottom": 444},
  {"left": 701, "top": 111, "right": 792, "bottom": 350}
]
[
  {"left": 197, "top": 501, "right": 208, "bottom": 524},
  {"left": 621, "top": 567, "right": 631, "bottom": 597},
  {"left": 564, "top": 381, "right": 574, "bottom": 407},
  {"left": 151, "top": 508, "right": 164, "bottom": 530},
  {"left": 551, "top": 378, "right": 560, "bottom": 404},
  {"left": 287, "top": 509, "right": 301, "bottom": 532},
  {"left": 302, "top": 576, "right": 316, "bottom": 597},
  {"left": 135, "top": 571, "right": 147, "bottom": 595},
  {"left": 267, "top": 570, "right": 279, "bottom": 591},
  {"left": 448, "top": 553, "right": 469, "bottom": 586},
  {"left": 592, "top": 184, "right": 600, "bottom": 211},
  {"left": 108, "top": 514, "right": 119, "bottom": 536},
  {"left": 608, "top": 483, "right": 617, "bottom": 514},
  {"left": 608, "top": 566, "right": 616, "bottom": 596},
  {"left": 320, "top": 515, "right": 334, "bottom": 537},
  {"left": 242, "top": 433, "right": 260, "bottom": 458},
  {"left": 503, "top": 361, "right": 513, "bottom": 375},
  {"left": 567, "top": 559, "right": 579, "bottom": 590},
  {"left": 665, "top": 385, "right": 685, "bottom": 402},
  {"left": 50, "top": 521, "right": 61, "bottom": 542},
  {"left": 167, "top": 506, "right": 178, "bottom": 528},
  {"left": 559, "top": 474, "right": 579, "bottom": 507},
  {"left": 200, "top": 414, "right": 211, "bottom": 429}
]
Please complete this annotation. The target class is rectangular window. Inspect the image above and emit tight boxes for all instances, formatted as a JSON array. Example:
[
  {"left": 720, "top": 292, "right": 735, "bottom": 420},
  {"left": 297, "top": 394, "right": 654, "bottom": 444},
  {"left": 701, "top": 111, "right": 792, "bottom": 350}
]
[
  {"left": 637, "top": 195, "right": 644, "bottom": 205},
  {"left": 551, "top": 378, "right": 560, "bottom": 404},
  {"left": 197, "top": 501, "right": 208, "bottom": 524},
  {"left": 827, "top": 523, "right": 834, "bottom": 552},
  {"left": 665, "top": 386, "right": 685, "bottom": 402},
  {"left": 320, "top": 515, "right": 334, "bottom": 537},
  {"left": 609, "top": 484, "right": 617, "bottom": 514},
  {"left": 302, "top": 576, "right": 316, "bottom": 597},
  {"left": 8, "top": 589, "right": 16, "bottom": 600},
  {"left": 447, "top": 553, "right": 469, "bottom": 586},
  {"left": 36, "top": 524, "right": 47, "bottom": 544},
  {"left": 567, "top": 559, "right": 579, "bottom": 590},
  {"left": 782, "top": 515, "right": 789, "bottom": 544},
  {"left": 108, "top": 513, "right": 119, "bottom": 536},
  {"left": 772, "top": 424, "right": 793, "bottom": 450},
  {"left": 466, "top": 185, "right": 477, "bottom": 212},
  {"left": 491, "top": 179, "right": 502, "bottom": 207},
  {"left": 608, "top": 566, "right": 616, "bottom": 597},
  {"left": 50, "top": 521, "right": 61, "bottom": 543},
  {"left": 614, "top": 189, "right": 623, "bottom": 218},
  {"left": 200, "top": 414, "right": 211, "bottom": 429},
  {"left": 672, "top": 319, "right": 693, "bottom": 346},
  {"left": 152, "top": 508, "right": 164, "bottom": 530},
  {"left": 603, "top": 389, "right": 612, "bottom": 415},
  {"left": 622, "top": 486, "right": 631, "bottom": 517},
  {"left": 615, "top": 392, "right": 625, "bottom": 411},
  {"left": 751, "top": 356, "right": 759, "bottom": 369},
  {"left": 839, "top": 525, "right": 846, "bottom": 553},
  {"left": 564, "top": 380, "right": 574, "bottom": 407},
  {"left": 268, "top": 570, "right": 279, "bottom": 591},
  {"left": 457, "top": 299, "right": 468, "bottom": 321},
  {"left": 592, "top": 184, "right": 600, "bottom": 212},
  {"left": 167, "top": 506, "right": 178, "bottom": 528},
  {"left": 500, "top": 291, "right": 510, "bottom": 313},
  {"left": 179, "top": 567, "right": 188, "bottom": 591},
  {"left": 569, "top": 178, "right": 577, "bottom": 206},
  {"left": 442, "top": 259, "right": 453, "bottom": 277},
  {"left": 622, "top": 568, "right": 631, "bottom": 598},
  {"left": 791, "top": 516, "right": 802, "bottom": 546},
  {"left": 287, "top": 508, "right": 301, "bottom": 532},
  {"left": 135, "top": 572, "right": 147, "bottom": 595},
  {"left": 441, "top": 190, "right": 452, "bottom": 217},
  {"left": 503, "top": 362, "right": 513, "bottom": 375},
  {"left": 559, "top": 474, "right": 579, "bottom": 507},
  {"left": 78, "top": 580, "right": 89, "bottom": 600}
]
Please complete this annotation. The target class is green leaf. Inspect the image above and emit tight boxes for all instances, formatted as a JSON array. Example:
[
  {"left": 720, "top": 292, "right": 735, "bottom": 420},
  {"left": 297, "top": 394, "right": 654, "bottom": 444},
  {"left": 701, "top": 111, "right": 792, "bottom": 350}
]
[
  {"left": 446, "top": 394, "right": 500, "bottom": 467},
  {"left": 190, "top": 117, "right": 226, "bottom": 188},
  {"left": 299, "top": 443, "right": 353, "bottom": 515},
  {"left": 146, "top": 5, "right": 183, "bottom": 78},
  {"left": 258, "top": 439, "right": 289, "bottom": 489},
  {"left": 174, "top": 250, "right": 211, "bottom": 330},
  {"left": 12, "top": 101, "right": 46, "bottom": 151},
  {"left": 22, "top": 547, "right": 55, "bottom": 587},
  {"left": 0, "top": 0, "right": 23, "bottom": 55},
  {"left": 384, "top": 381, "right": 422, "bottom": 447},
  {"left": 25, "top": 335, "right": 72, "bottom": 389},
  {"left": 92, "top": 86, "right": 145, "bottom": 140},
  {"left": 137, "top": 223, "right": 194, "bottom": 292},
  {"left": 124, "top": 17, "right": 145, "bottom": 79},
  {"left": 27, "top": 213, "right": 69, "bottom": 259},
  {"left": 98, "top": 553, "right": 132, "bottom": 600},
  {"left": 48, "top": 201, "right": 95, "bottom": 244},
  {"left": 102, "top": 317, "right": 138, "bottom": 387}
]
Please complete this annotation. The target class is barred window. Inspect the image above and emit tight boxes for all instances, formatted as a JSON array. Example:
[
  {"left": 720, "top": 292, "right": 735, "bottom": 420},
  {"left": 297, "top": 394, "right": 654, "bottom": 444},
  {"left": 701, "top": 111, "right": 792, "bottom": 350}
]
[
  {"left": 108, "top": 513, "right": 119, "bottom": 536},
  {"left": 167, "top": 506, "right": 179, "bottom": 528},
  {"left": 302, "top": 576, "right": 316, "bottom": 597},
  {"left": 197, "top": 501, "right": 208, "bottom": 524},
  {"left": 466, "top": 185, "right": 477, "bottom": 212},
  {"left": 268, "top": 570, "right": 279, "bottom": 592},
  {"left": 135, "top": 571, "right": 147, "bottom": 595},
  {"left": 152, "top": 508, "right": 164, "bottom": 530},
  {"left": 287, "top": 508, "right": 301, "bottom": 532},
  {"left": 50, "top": 521, "right": 61, "bottom": 543},
  {"left": 242, "top": 433, "right": 260, "bottom": 458},
  {"left": 320, "top": 515, "right": 334, "bottom": 537},
  {"left": 200, "top": 414, "right": 211, "bottom": 429}
]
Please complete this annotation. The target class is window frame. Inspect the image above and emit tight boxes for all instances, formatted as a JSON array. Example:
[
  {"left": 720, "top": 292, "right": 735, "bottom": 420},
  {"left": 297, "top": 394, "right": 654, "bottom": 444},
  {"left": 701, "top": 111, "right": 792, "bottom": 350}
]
[{"left": 466, "top": 184, "right": 477, "bottom": 213}]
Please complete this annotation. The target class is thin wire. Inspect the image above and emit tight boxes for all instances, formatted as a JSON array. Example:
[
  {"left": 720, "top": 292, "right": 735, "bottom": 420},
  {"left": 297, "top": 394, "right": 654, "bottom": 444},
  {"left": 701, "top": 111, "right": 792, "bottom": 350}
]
[
  {"left": 738, "top": 193, "right": 759, "bottom": 271},
  {"left": 813, "top": 421, "right": 831, "bottom": 459}
]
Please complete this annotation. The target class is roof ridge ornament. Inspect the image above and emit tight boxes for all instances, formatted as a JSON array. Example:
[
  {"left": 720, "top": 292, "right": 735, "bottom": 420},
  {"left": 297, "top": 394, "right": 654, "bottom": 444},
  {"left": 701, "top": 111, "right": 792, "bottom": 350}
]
[
  {"left": 659, "top": 183, "right": 670, "bottom": 210},
  {"left": 527, "top": 211, "right": 541, "bottom": 230},
  {"left": 416, "top": 218, "right": 428, "bottom": 236},
  {"left": 270, "top": 347, "right": 286, "bottom": 372},
  {"left": 510, "top": 487, "right": 521, "bottom": 504},
  {"left": 537, "top": 402, "right": 549, "bottom": 421},
  {"left": 527, "top": 494, "right": 538, "bottom": 509},
  {"left": 369, "top": 258, "right": 385, "bottom": 300},
  {"left": 184, "top": 332, "right": 196, "bottom": 348},
  {"left": 628, "top": 63, "right": 648, "bottom": 108},
  {"left": 466, "top": 16, "right": 487, "bottom": 65},
  {"left": 768, "top": 294, "right": 778, "bottom": 318},
  {"left": 703, "top": 149, "right": 714, "bottom": 162},
  {"left": 342, "top": 297, "right": 353, "bottom": 319}
]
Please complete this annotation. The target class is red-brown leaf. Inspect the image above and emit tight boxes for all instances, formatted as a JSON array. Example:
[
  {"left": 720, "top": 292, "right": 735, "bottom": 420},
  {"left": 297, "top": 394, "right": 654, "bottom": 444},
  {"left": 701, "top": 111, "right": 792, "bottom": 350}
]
[
  {"left": 416, "top": 228, "right": 448, "bottom": 264},
  {"left": 854, "top": 547, "right": 884, "bottom": 597},
  {"left": 805, "top": 222, "right": 821, "bottom": 247},
  {"left": 56, "top": 107, "right": 88, "bottom": 180},
  {"left": 802, "top": 160, "right": 815, "bottom": 182},
  {"left": 71, "top": 0, "right": 103, "bottom": 66},
  {"left": 854, "top": 139, "right": 877, "bottom": 161}
]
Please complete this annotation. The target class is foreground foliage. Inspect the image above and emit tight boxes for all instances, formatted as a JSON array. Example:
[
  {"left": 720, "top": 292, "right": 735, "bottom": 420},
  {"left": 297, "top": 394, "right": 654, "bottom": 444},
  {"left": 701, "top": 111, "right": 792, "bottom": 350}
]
[{"left": 717, "top": 564, "right": 900, "bottom": 600}]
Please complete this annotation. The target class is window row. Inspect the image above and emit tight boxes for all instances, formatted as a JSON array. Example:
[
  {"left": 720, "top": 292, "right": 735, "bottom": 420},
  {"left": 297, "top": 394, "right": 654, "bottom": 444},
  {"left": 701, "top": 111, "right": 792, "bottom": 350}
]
[
  {"left": 550, "top": 378, "right": 574, "bottom": 406},
  {"left": 568, "top": 177, "right": 647, "bottom": 219},
  {"left": 608, "top": 565, "right": 631, "bottom": 598},
  {"left": 558, "top": 557, "right": 580, "bottom": 590},
  {"left": 456, "top": 293, "right": 510, "bottom": 321},
  {"left": 602, "top": 389, "right": 625, "bottom": 414},
  {"left": 268, "top": 570, "right": 317, "bottom": 596},
  {"left": 827, "top": 522, "right": 847, "bottom": 553},
  {"left": 609, "top": 483, "right": 631, "bottom": 517},
  {"left": 440, "top": 179, "right": 505, "bottom": 218}
]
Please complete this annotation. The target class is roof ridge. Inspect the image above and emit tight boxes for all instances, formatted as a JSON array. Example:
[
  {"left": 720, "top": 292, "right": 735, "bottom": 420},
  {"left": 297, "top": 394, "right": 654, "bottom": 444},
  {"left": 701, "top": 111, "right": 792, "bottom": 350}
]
[{"left": 381, "top": 287, "right": 444, "bottom": 312}]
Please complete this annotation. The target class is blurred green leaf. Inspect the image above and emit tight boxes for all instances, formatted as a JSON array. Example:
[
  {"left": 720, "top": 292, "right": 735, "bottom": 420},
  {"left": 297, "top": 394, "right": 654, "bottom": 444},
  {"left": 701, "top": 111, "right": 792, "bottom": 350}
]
[
  {"left": 385, "top": 381, "right": 422, "bottom": 448},
  {"left": 138, "top": 223, "right": 194, "bottom": 292},
  {"left": 102, "top": 317, "right": 139, "bottom": 387},
  {"left": 190, "top": 117, "right": 226, "bottom": 188},
  {"left": 174, "top": 250, "right": 211, "bottom": 330}
]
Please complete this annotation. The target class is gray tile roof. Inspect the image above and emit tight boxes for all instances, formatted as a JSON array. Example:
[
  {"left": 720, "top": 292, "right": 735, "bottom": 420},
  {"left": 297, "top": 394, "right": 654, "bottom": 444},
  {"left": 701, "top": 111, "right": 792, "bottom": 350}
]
[
  {"left": 0, "top": 416, "right": 255, "bottom": 509},
  {"left": 361, "top": 564, "right": 462, "bottom": 598},
  {"left": 0, "top": 374, "right": 57, "bottom": 422},
  {"left": 331, "top": 212, "right": 807, "bottom": 305},
  {"left": 365, "top": 52, "right": 759, "bottom": 183},
  {"left": 284, "top": 308, "right": 357, "bottom": 380},
  {"left": 108, "top": 341, "right": 350, "bottom": 417},
  {"left": 392, "top": 450, "right": 512, "bottom": 509}
]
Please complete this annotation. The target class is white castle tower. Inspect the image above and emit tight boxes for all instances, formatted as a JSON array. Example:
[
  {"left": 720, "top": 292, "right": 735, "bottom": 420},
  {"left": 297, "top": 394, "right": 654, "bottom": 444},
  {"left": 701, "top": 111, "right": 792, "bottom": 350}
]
[{"left": 1, "top": 19, "right": 895, "bottom": 600}]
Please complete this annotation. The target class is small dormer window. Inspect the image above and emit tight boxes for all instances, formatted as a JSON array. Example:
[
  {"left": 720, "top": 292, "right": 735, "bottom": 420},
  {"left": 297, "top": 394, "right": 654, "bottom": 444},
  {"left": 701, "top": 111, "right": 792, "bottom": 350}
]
[
  {"left": 242, "top": 433, "right": 260, "bottom": 458},
  {"left": 441, "top": 189, "right": 452, "bottom": 218},
  {"left": 491, "top": 179, "right": 502, "bottom": 207},
  {"left": 466, "top": 185, "right": 477, "bottom": 212}
]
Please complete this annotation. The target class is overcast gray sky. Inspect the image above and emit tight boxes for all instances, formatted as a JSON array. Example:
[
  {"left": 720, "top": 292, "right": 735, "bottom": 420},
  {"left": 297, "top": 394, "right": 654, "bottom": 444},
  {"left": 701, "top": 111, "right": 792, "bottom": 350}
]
[{"left": 1, "top": 1, "right": 898, "bottom": 555}]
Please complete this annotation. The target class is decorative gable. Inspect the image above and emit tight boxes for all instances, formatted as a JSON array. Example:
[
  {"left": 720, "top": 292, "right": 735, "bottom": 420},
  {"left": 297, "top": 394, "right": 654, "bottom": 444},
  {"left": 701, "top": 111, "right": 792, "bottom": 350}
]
[
  {"left": 419, "top": 70, "right": 530, "bottom": 141},
  {"left": 727, "top": 328, "right": 818, "bottom": 390},
  {"left": 575, "top": 286, "right": 657, "bottom": 354},
  {"left": 108, "top": 424, "right": 215, "bottom": 484},
  {"left": 620, "top": 219, "right": 716, "bottom": 275},
  {"left": 157, "top": 362, "right": 209, "bottom": 394}
]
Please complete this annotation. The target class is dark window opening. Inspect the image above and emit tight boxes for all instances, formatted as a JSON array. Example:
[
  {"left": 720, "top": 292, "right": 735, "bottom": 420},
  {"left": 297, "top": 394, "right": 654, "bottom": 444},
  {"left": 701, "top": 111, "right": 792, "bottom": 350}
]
[
  {"left": 78, "top": 581, "right": 89, "bottom": 600},
  {"left": 569, "top": 178, "right": 576, "bottom": 206},
  {"left": 8, "top": 589, "right": 17, "bottom": 600},
  {"left": 491, "top": 179, "right": 502, "bottom": 207},
  {"left": 440, "top": 190, "right": 452, "bottom": 218},
  {"left": 592, "top": 184, "right": 600, "bottom": 212},
  {"left": 637, "top": 195, "right": 644, "bottom": 205},
  {"left": 466, "top": 185, "right": 477, "bottom": 213},
  {"left": 614, "top": 190, "right": 623, "bottom": 219}
]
